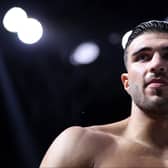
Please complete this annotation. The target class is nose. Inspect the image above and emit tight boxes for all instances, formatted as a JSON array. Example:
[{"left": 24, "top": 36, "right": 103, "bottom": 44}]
[{"left": 148, "top": 52, "right": 167, "bottom": 74}]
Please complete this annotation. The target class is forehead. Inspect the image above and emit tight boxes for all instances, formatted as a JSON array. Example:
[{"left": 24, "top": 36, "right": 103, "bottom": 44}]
[{"left": 127, "top": 32, "right": 168, "bottom": 56}]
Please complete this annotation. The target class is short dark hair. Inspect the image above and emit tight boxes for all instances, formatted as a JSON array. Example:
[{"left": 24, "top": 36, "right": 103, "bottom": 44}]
[{"left": 124, "top": 20, "right": 168, "bottom": 69}]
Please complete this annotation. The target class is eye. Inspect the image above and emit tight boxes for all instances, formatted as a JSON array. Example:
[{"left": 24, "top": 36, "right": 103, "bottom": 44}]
[{"left": 135, "top": 54, "right": 151, "bottom": 62}]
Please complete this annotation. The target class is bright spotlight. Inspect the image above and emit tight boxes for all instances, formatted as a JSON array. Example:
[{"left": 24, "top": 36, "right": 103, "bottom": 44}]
[
  {"left": 121, "top": 30, "right": 132, "bottom": 49},
  {"left": 70, "top": 42, "right": 100, "bottom": 65},
  {"left": 3, "top": 7, "right": 28, "bottom": 33},
  {"left": 17, "top": 18, "right": 43, "bottom": 44}
]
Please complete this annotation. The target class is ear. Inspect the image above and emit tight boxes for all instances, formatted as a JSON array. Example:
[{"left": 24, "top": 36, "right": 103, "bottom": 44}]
[{"left": 121, "top": 73, "right": 129, "bottom": 93}]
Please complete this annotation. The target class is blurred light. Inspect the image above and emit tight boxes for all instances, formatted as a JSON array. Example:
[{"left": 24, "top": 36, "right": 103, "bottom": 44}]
[
  {"left": 121, "top": 30, "right": 132, "bottom": 49},
  {"left": 70, "top": 42, "right": 100, "bottom": 65},
  {"left": 3, "top": 7, "right": 28, "bottom": 33},
  {"left": 17, "top": 18, "right": 43, "bottom": 44},
  {"left": 163, "top": 17, "right": 168, "bottom": 22},
  {"left": 109, "top": 32, "right": 121, "bottom": 45}
]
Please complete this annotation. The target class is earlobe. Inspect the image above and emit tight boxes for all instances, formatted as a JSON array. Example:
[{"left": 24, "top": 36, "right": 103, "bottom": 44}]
[{"left": 121, "top": 73, "right": 129, "bottom": 91}]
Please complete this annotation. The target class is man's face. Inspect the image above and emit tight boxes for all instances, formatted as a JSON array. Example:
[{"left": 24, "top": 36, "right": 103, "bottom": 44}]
[{"left": 121, "top": 32, "right": 168, "bottom": 116}]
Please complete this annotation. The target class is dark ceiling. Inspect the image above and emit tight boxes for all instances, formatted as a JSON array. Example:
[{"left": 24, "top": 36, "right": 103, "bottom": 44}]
[{"left": 1, "top": 1, "right": 168, "bottom": 168}]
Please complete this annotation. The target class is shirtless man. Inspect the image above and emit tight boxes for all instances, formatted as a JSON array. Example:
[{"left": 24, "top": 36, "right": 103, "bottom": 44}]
[{"left": 40, "top": 20, "right": 168, "bottom": 168}]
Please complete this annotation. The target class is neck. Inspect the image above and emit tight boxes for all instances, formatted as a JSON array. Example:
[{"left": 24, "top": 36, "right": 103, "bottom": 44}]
[{"left": 124, "top": 102, "right": 168, "bottom": 150}]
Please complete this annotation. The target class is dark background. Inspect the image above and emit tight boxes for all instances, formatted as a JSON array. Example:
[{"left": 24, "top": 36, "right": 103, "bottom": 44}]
[{"left": 0, "top": 0, "right": 168, "bottom": 167}]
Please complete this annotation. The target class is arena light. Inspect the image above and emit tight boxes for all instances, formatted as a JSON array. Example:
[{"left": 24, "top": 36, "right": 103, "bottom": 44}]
[
  {"left": 17, "top": 18, "right": 43, "bottom": 44},
  {"left": 3, "top": 7, "right": 28, "bottom": 33},
  {"left": 70, "top": 42, "right": 100, "bottom": 65},
  {"left": 3, "top": 7, "right": 43, "bottom": 44}
]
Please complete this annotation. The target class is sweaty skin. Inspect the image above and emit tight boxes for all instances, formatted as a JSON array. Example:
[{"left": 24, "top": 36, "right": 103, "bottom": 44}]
[{"left": 40, "top": 32, "right": 168, "bottom": 168}]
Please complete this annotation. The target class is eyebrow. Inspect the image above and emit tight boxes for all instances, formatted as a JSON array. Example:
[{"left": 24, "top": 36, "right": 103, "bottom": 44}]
[
  {"left": 131, "top": 46, "right": 168, "bottom": 56},
  {"left": 131, "top": 47, "right": 152, "bottom": 56}
]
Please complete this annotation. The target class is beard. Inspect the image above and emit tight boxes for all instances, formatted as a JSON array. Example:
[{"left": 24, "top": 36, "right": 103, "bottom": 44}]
[{"left": 129, "top": 83, "right": 168, "bottom": 118}]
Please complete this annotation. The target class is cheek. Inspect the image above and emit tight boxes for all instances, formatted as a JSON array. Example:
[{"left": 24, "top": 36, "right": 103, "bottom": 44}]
[
  {"left": 127, "top": 66, "right": 145, "bottom": 86},
  {"left": 128, "top": 77, "right": 144, "bottom": 99}
]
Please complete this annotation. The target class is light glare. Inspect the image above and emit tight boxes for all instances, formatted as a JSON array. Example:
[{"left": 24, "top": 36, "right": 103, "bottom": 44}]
[
  {"left": 121, "top": 30, "right": 132, "bottom": 49},
  {"left": 70, "top": 42, "right": 100, "bottom": 65},
  {"left": 3, "top": 7, "right": 27, "bottom": 33},
  {"left": 17, "top": 18, "right": 43, "bottom": 44}
]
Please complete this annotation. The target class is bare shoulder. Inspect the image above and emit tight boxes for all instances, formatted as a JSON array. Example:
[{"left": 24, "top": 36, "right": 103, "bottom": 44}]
[
  {"left": 40, "top": 126, "right": 86, "bottom": 167},
  {"left": 40, "top": 126, "right": 106, "bottom": 168},
  {"left": 40, "top": 118, "right": 129, "bottom": 168},
  {"left": 89, "top": 118, "right": 129, "bottom": 136}
]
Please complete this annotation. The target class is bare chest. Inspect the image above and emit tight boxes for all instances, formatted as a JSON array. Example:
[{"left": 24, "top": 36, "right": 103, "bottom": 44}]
[
  {"left": 94, "top": 145, "right": 168, "bottom": 168},
  {"left": 95, "top": 154, "right": 168, "bottom": 168}
]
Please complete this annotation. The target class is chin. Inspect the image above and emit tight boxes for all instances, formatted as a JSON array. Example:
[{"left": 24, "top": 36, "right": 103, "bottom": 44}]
[{"left": 142, "top": 99, "right": 168, "bottom": 117}]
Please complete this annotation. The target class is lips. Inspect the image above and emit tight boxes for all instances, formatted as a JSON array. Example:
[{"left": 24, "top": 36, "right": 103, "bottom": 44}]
[{"left": 146, "top": 78, "right": 168, "bottom": 88}]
